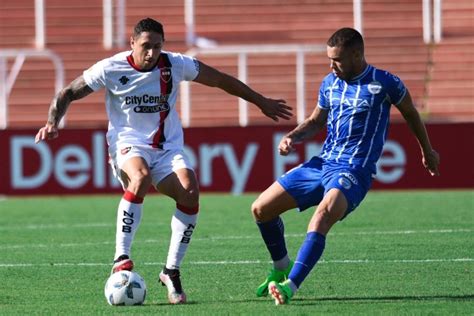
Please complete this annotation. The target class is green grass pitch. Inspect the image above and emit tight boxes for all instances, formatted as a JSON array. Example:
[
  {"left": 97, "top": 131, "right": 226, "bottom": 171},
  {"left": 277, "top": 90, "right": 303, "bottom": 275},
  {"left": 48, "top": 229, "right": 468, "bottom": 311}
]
[{"left": 0, "top": 190, "right": 473, "bottom": 315}]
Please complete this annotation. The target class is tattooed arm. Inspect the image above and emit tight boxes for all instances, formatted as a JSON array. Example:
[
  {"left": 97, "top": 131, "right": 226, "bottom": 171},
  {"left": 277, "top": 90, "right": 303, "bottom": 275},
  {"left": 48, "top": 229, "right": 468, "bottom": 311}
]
[
  {"left": 35, "top": 75, "right": 94, "bottom": 143},
  {"left": 278, "top": 106, "right": 328, "bottom": 156}
]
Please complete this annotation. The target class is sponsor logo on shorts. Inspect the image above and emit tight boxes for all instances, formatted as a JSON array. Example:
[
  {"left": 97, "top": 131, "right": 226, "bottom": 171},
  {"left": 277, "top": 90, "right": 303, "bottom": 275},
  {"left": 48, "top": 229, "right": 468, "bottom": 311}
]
[
  {"left": 339, "top": 172, "right": 358, "bottom": 185},
  {"left": 338, "top": 177, "right": 352, "bottom": 189},
  {"left": 338, "top": 171, "right": 359, "bottom": 190}
]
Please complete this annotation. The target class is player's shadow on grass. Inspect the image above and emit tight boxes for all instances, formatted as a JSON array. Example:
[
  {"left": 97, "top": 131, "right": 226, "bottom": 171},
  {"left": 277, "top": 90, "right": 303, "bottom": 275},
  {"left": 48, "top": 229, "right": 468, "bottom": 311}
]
[
  {"left": 147, "top": 301, "right": 198, "bottom": 306},
  {"left": 149, "top": 295, "right": 474, "bottom": 306},
  {"left": 293, "top": 294, "right": 474, "bottom": 305}
]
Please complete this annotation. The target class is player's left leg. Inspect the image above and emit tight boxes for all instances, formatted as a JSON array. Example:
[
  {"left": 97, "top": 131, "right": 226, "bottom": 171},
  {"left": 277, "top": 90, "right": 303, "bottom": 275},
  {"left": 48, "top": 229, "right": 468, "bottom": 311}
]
[
  {"left": 254, "top": 157, "right": 326, "bottom": 297},
  {"left": 252, "top": 181, "right": 297, "bottom": 297},
  {"left": 156, "top": 167, "right": 199, "bottom": 304},
  {"left": 269, "top": 188, "right": 347, "bottom": 305}
]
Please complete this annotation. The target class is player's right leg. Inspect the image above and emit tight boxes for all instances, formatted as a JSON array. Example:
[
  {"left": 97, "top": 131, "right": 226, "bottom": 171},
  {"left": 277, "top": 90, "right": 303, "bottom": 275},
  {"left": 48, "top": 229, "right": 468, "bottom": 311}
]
[
  {"left": 254, "top": 157, "right": 326, "bottom": 298},
  {"left": 252, "top": 181, "right": 297, "bottom": 297},
  {"left": 110, "top": 151, "right": 152, "bottom": 274}
]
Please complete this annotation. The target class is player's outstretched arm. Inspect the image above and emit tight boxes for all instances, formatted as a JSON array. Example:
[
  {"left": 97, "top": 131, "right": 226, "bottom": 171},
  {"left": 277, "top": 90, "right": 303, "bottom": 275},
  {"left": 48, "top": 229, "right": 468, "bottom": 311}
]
[
  {"left": 35, "top": 75, "right": 94, "bottom": 143},
  {"left": 396, "top": 91, "right": 440, "bottom": 176},
  {"left": 279, "top": 106, "right": 328, "bottom": 155},
  {"left": 192, "top": 61, "right": 293, "bottom": 122}
]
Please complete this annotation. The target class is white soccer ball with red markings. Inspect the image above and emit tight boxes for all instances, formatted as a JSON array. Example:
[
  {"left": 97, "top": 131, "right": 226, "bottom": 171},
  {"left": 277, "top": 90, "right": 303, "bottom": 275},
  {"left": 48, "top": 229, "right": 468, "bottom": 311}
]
[{"left": 104, "top": 271, "right": 147, "bottom": 306}]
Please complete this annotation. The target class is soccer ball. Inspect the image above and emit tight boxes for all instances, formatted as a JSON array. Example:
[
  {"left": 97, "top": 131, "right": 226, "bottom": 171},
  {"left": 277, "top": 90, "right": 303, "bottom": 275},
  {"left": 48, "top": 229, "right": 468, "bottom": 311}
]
[{"left": 104, "top": 271, "right": 147, "bottom": 306}]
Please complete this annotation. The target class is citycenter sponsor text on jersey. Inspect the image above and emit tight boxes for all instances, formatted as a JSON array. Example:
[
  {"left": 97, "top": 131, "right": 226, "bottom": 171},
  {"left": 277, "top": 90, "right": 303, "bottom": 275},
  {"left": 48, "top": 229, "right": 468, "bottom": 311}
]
[{"left": 125, "top": 94, "right": 168, "bottom": 106}]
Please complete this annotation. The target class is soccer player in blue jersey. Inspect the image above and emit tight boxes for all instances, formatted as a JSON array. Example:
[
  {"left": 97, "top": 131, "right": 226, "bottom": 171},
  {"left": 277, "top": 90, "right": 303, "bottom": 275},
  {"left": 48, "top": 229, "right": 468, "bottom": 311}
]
[{"left": 251, "top": 27, "right": 440, "bottom": 305}]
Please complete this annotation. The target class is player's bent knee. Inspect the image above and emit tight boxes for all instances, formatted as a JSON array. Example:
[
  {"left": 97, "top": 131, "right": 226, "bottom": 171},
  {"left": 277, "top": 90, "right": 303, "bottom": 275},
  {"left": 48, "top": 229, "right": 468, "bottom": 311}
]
[
  {"left": 127, "top": 171, "right": 152, "bottom": 193},
  {"left": 251, "top": 200, "right": 269, "bottom": 222},
  {"left": 176, "top": 188, "right": 200, "bottom": 210},
  {"left": 186, "top": 187, "right": 199, "bottom": 204},
  {"left": 135, "top": 174, "right": 152, "bottom": 187},
  {"left": 128, "top": 168, "right": 151, "bottom": 183}
]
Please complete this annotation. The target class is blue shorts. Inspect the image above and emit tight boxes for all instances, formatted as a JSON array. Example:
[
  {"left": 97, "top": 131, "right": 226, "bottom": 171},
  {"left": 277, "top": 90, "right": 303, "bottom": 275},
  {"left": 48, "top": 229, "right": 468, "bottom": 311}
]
[{"left": 277, "top": 157, "right": 373, "bottom": 217}]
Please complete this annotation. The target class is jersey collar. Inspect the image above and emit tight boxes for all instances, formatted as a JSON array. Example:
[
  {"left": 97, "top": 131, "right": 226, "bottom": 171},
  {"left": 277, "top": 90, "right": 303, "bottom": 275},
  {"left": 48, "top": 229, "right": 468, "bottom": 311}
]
[
  {"left": 349, "top": 64, "right": 372, "bottom": 82},
  {"left": 126, "top": 53, "right": 160, "bottom": 72}
]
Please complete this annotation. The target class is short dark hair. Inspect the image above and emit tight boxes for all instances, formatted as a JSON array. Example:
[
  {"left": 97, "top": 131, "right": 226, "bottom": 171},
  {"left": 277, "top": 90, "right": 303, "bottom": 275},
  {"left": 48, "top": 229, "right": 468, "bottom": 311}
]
[
  {"left": 327, "top": 28, "right": 364, "bottom": 53},
  {"left": 133, "top": 18, "right": 165, "bottom": 40}
]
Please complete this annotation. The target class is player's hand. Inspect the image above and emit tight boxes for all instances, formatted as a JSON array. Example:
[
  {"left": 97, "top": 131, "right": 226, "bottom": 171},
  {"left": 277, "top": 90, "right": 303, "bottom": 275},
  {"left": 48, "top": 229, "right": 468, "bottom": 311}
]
[
  {"left": 35, "top": 122, "right": 59, "bottom": 143},
  {"left": 278, "top": 136, "right": 295, "bottom": 156},
  {"left": 258, "top": 98, "right": 293, "bottom": 122},
  {"left": 422, "top": 149, "right": 440, "bottom": 176}
]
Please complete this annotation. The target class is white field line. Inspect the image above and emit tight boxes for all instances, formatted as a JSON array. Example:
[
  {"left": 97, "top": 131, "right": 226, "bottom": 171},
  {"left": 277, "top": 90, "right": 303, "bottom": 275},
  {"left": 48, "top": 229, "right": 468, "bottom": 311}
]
[
  {"left": 0, "top": 220, "right": 470, "bottom": 235},
  {"left": 0, "top": 223, "right": 114, "bottom": 231},
  {"left": 0, "top": 258, "right": 472, "bottom": 268},
  {"left": 0, "top": 228, "right": 472, "bottom": 250},
  {"left": 0, "top": 222, "right": 164, "bottom": 231}
]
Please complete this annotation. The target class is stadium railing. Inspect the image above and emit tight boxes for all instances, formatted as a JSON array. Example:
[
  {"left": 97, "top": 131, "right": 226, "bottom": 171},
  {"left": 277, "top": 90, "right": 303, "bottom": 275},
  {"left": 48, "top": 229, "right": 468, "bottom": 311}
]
[
  {"left": 29, "top": 0, "right": 443, "bottom": 50},
  {"left": 181, "top": 43, "right": 326, "bottom": 127},
  {"left": 3, "top": 0, "right": 450, "bottom": 128},
  {"left": 0, "top": 49, "right": 65, "bottom": 129}
]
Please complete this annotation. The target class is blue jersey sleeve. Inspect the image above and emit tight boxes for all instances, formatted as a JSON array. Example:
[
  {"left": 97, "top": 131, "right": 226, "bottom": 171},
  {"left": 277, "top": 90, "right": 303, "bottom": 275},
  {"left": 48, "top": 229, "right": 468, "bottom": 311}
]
[{"left": 382, "top": 71, "right": 407, "bottom": 106}]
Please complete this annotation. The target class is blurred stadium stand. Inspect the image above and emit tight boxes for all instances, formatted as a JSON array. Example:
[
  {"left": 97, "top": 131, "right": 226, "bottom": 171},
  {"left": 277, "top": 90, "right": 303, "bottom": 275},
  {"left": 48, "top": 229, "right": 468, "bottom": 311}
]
[{"left": 0, "top": 0, "right": 472, "bottom": 128}]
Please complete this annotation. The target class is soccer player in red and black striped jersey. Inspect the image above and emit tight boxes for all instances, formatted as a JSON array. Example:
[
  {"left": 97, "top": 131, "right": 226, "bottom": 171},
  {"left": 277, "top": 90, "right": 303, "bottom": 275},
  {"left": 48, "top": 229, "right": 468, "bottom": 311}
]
[{"left": 35, "top": 17, "right": 293, "bottom": 304}]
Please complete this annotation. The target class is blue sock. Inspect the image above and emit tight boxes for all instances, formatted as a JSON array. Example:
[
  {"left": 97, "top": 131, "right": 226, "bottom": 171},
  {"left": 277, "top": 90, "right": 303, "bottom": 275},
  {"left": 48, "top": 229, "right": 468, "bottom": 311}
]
[
  {"left": 289, "top": 232, "right": 326, "bottom": 288},
  {"left": 256, "top": 216, "right": 287, "bottom": 261}
]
